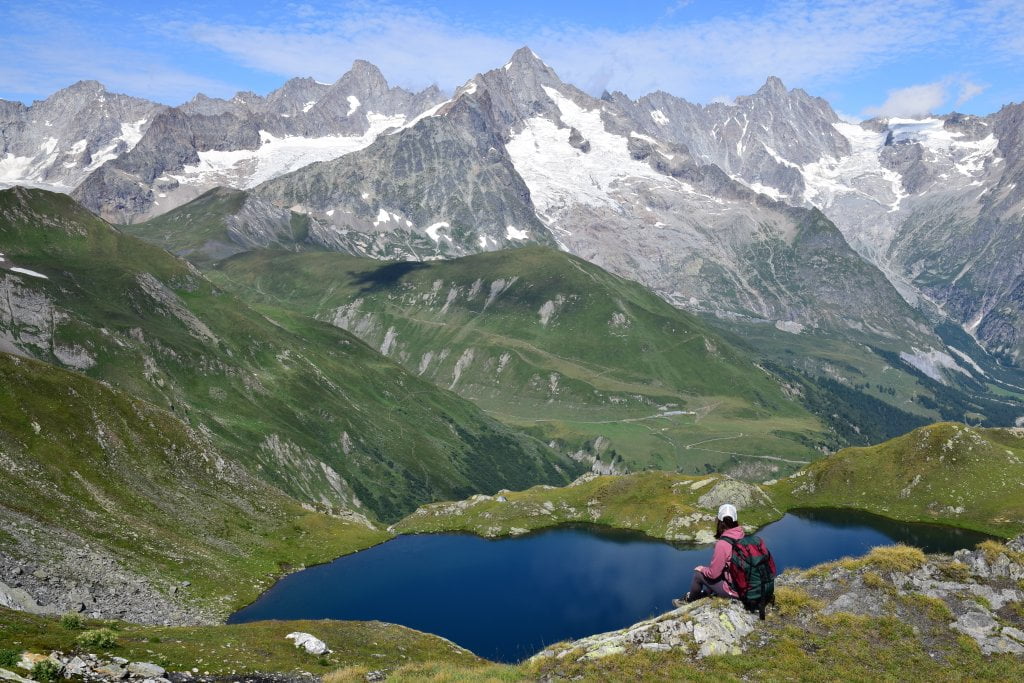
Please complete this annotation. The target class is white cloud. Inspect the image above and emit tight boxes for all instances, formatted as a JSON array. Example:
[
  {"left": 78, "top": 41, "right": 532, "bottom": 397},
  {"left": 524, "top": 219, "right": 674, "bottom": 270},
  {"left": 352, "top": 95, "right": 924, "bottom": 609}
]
[
  {"left": 175, "top": 0, "right": 964, "bottom": 102},
  {"left": 863, "top": 76, "right": 989, "bottom": 118},
  {"left": 956, "top": 80, "right": 988, "bottom": 106},
  {"left": 0, "top": 5, "right": 235, "bottom": 104},
  {"left": 0, "top": 0, "right": 1015, "bottom": 111},
  {"left": 863, "top": 81, "right": 949, "bottom": 118}
]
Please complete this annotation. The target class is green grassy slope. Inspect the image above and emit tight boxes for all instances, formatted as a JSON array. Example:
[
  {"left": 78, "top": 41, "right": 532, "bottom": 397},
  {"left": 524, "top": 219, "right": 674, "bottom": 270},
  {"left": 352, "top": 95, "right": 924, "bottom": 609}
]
[
  {"left": 768, "top": 422, "right": 1024, "bottom": 537},
  {"left": 397, "top": 423, "right": 1024, "bottom": 540},
  {"left": 0, "top": 187, "right": 577, "bottom": 522},
  {"left": 0, "top": 608, "right": 482, "bottom": 677},
  {"left": 0, "top": 352, "right": 385, "bottom": 613},
  {"left": 206, "top": 246, "right": 830, "bottom": 478},
  {"left": 124, "top": 187, "right": 315, "bottom": 265},
  {"left": 393, "top": 471, "right": 780, "bottom": 542},
  {"left": 713, "top": 318, "right": 1024, "bottom": 448}
]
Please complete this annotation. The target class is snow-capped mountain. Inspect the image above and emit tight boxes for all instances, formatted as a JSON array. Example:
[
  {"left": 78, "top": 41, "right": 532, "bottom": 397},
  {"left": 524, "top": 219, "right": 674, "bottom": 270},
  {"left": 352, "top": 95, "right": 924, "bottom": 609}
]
[
  {"left": 0, "top": 80, "right": 164, "bottom": 191},
  {"left": 61, "top": 61, "right": 447, "bottom": 223},
  {"left": 634, "top": 82, "right": 1024, "bottom": 365},
  {"left": 254, "top": 48, "right": 937, "bottom": 351},
  {"left": 3, "top": 47, "right": 1023, "bottom": 370}
]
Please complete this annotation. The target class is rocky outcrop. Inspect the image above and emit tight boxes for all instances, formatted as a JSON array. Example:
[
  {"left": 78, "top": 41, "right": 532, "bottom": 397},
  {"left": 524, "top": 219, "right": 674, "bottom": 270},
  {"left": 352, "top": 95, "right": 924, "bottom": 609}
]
[
  {"left": 696, "top": 477, "right": 772, "bottom": 511},
  {"left": 5, "top": 652, "right": 168, "bottom": 683},
  {"left": 0, "top": 81, "right": 163, "bottom": 192},
  {"left": 531, "top": 598, "right": 757, "bottom": 663},
  {"left": 534, "top": 536, "right": 1024, "bottom": 667}
]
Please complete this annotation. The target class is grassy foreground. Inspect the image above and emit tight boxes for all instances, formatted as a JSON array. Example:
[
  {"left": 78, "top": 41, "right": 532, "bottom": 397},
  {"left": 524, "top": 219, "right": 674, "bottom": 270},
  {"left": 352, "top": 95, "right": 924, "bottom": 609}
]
[
  {"left": 0, "top": 608, "right": 481, "bottom": 677},
  {"left": 6, "top": 542, "right": 1021, "bottom": 681}
]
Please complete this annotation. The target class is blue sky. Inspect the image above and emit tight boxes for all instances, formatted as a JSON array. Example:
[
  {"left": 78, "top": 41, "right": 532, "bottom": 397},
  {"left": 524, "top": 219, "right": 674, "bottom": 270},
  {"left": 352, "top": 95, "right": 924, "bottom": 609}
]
[{"left": 2, "top": 0, "right": 1023, "bottom": 118}]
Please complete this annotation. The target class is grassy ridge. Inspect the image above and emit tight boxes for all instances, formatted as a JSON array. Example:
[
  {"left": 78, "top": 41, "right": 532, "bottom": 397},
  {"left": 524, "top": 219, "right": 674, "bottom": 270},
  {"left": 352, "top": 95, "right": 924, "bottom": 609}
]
[
  {"left": 0, "top": 352, "right": 386, "bottom": 613},
  {"left": 768, "top": 422, "right": 1024, "bottom": 537},
  {"left": 0, "top": 187, "right": 578, "bottom": 523},
  {"left": 396, "top": 423, "right": 1024, "bottom": 540},
  {"left": 205, "top": 246, "right": 830, "bottom": 476},
  {"left": 124, "top": 187, "right": 315, "bottom": 265},
  {"left": 393, "top": 471, "right": 779, "bottom": 542}
]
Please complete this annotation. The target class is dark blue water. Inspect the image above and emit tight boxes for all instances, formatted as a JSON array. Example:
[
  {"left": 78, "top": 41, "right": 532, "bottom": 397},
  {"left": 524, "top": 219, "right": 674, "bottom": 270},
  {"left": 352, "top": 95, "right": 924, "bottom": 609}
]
[{"left": 228, "top": 509, "right": 991, "bottom": 662}]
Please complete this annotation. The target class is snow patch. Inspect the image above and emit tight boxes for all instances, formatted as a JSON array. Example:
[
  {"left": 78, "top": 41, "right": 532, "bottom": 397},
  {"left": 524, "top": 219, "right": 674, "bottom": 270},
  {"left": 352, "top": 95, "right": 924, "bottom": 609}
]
[
  {"left": 802, "top": 122, "right": 905, "bottom": 212},
  {"left": 506, "top": 86, "right": 669, "bottom": 213},
  {"left": 346, "top": 95, "right": 360, "bottom": 116},
  {"left": 120, "top": 118, "right": 147, "bottom": 148},
  {"left": 399, "top": 99, "right": 451, "bottom": 131},
  {"left": 745, "top": 181, "right": 785, "bottom": 200},
  {"left": 506, "top": 225, "right": 529, "bottom": 240},
  {"left": 175, "top": 113, "right": 405, "bottom": 189},
  {"left": 302, "top": 101, "right": 316, "bottom": 113},
  {"left": 425, "top": 221, "right": 450, "bottom": 242},
  {"left": 9, "top": 267, "right": 48, "bottom": 280},
  {"left": 650, "top": 109, "right": 669, "bottom": 126}
]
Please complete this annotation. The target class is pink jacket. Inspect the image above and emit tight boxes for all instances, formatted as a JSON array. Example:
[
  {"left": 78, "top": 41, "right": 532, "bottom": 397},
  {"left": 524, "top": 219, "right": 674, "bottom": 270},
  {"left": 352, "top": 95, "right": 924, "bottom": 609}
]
[{"left": 700, "top": 525, "right": 745, "bottom": 597}]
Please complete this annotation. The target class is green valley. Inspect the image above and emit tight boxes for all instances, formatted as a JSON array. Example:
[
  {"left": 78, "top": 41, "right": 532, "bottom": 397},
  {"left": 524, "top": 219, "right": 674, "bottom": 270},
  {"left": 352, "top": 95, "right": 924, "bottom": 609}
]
[{"left": 203, "top": 246, "right": 831, "bottom": 479}]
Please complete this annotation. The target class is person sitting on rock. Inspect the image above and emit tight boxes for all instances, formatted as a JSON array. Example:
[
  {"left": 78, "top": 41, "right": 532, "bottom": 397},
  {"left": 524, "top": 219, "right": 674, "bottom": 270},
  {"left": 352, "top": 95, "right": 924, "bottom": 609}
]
[{"left": 673, "top": 503, "right": 744, "bottom": 606}]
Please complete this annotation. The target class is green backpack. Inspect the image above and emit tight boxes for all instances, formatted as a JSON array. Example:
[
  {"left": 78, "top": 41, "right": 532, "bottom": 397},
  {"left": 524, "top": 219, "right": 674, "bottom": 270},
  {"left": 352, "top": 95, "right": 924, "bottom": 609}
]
[{"left": 723, "top": 534, "right": 777, "bottom": 619}]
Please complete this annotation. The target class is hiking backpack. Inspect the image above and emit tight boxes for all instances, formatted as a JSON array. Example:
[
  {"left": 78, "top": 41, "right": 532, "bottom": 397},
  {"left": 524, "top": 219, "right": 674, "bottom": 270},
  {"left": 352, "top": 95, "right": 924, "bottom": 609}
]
[{"left": 723, "top": 534, "right": 777, "bottom": 619}]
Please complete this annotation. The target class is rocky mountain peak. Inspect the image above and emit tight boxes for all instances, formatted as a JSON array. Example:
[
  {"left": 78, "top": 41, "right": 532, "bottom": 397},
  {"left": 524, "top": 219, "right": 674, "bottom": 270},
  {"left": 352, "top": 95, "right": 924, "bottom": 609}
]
[
  {"left": 54, "top": 79, "right": 107, "bottom": 98},
  {"left": 738, "top": 76, "right": 837, "bottom": 121},
  {"left": 343, "top": 59, "right": 390, "bottom": 91},
  {"left": 501, "top": 46, "right": 561, "bottom": 82},
  {"left": 755, "top": 75, "right": 788, "bottom": 96}
]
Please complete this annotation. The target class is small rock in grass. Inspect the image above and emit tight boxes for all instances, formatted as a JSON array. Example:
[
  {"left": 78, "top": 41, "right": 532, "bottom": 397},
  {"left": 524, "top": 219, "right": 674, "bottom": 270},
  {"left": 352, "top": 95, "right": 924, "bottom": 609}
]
[
  {"left": 285, "top": 632, "right": 331, "bottom": 655},
  {"left": 65, "top": 656, "right": 89, "bottom": 676},
  {"left": 94, "top": 663, "right": 128, "bottom": 679},
  {"left": 128, "top": 662, "right": 166, "bottom": 678}
]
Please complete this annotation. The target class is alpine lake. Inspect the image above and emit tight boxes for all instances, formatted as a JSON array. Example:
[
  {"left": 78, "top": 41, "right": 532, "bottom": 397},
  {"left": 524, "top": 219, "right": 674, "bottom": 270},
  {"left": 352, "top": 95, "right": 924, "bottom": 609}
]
[{"left": 228, "top": 509, "right": 992, "bottom": 662}]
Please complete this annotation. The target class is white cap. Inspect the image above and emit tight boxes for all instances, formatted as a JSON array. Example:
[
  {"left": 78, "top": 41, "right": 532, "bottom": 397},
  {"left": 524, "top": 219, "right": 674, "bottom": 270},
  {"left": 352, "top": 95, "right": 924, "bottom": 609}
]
[{"left": 717, "top": 503, "right": 738, "bottom": 522}]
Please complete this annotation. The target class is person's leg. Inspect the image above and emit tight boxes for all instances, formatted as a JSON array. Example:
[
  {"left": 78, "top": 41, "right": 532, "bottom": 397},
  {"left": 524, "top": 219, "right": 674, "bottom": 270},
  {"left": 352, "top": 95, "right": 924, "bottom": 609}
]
[
  {"left": 685, "top": 570, "right": 732, "bottom": 599},
  {"left": 688, "top": 569, "right": 706, "bottom": 597},
  {"left": 702, "top": 578, "right": 733, "bottom": 598}
]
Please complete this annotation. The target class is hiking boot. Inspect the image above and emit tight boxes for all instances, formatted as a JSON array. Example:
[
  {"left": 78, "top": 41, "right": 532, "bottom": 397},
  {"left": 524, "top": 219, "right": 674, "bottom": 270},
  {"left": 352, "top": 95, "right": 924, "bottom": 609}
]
[{"left": 672, "top": 592, "right": 701, "bottom": 607}]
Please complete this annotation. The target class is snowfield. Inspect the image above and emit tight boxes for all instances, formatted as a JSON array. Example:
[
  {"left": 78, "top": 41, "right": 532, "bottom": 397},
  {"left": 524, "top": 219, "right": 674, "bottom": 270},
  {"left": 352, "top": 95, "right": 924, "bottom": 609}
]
[{"left": 173, "top": 113, "right": 406, "bottom": 190}]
